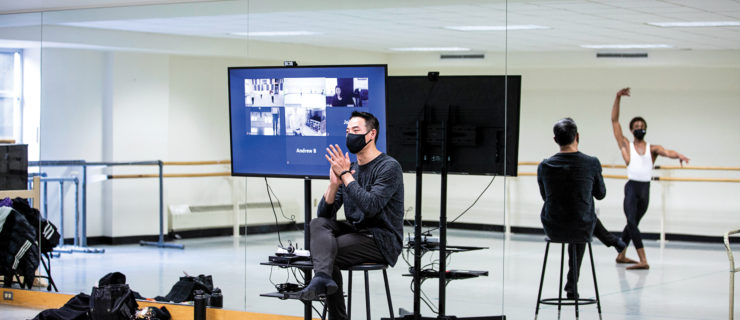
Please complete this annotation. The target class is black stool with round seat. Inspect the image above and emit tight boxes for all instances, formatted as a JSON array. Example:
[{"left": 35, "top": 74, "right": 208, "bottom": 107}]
[
  {"left": 345, "top": 263, "right": 395, "bottom": 320},
  {"left": 535, "top": 239, "right": 601, "bottom": 319}
]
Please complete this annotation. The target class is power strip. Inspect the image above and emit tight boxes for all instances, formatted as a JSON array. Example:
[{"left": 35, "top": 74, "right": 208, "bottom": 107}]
[
  {"left": 275, "top": 283, "right": 303, "bottom": 293},
  {"left": 405, "top": 235, "right": 440, "bottom": 246},
  {"left": 276, "top": 247, "right": 311, "bottom": 257}
]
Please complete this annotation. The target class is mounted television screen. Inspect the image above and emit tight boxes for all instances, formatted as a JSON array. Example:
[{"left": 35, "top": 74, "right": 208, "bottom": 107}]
[
  {"left": 228, "top": 65, "right": 387, "bottom": 178},
  {"left": 386, "top": 75, "right": 521, "bottom": 176}
]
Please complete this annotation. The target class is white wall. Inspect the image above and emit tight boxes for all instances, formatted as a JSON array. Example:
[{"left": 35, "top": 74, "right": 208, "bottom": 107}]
[
  {"left": 33, "top": 39, "right": 740, "bottom": 239},
  {"left": 105, "top": 52, "right": 170, "bottom": 237},
  {"left": 165, "top": 55, "right": 310, "bottom": 229},
  {"left": 39, "top": 48, "right": 105, "bottom": 240},
  {"left": 21, "top": 47, "right": 41, "bottom": 162}
]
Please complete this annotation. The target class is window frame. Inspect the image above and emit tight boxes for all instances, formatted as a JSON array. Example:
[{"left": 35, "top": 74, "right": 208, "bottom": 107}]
[{"left": 0, "top": 49, "right": 23, "bottom": 142}]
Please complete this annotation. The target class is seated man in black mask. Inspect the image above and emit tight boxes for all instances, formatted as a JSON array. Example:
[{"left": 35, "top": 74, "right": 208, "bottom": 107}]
[
  {"left": 538, "top": 117, "right": 606, "bottom": 299},
  {"left": 299, "top": 111, "right": 404, "bottom": 320}
]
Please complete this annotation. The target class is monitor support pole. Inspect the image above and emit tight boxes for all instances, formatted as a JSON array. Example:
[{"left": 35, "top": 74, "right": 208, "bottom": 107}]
[
  {"left": 395, "top": 118, "right": 505, "bottom": 320},
  {"left": 304, "top": 178, "right": 312, "bottom": 320},
  {"left": 438, "top": 120, "right": 449, "bottom": 317},
  {"left": 413, "top": 119, "right": 425, "bottom": 316}
]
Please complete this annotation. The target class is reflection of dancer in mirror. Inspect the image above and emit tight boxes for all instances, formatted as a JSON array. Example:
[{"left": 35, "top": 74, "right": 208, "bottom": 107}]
[
  {"left": 331, "top": 86, "right": 354, "bottom": 106},
  {"left": 353, "top": 88, "right": 362, "bottom": 107},
  {"left": 611, "top": 87, "right": 690, "bottom": 270}
]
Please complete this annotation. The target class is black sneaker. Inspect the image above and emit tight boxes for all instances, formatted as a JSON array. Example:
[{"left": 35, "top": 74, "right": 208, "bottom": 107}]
[
  {"left": 566, "top": 291, "right": 579, "bottom": 300},
  {"left": 298, "top": 275, "right": 338, "bottom": 301}
]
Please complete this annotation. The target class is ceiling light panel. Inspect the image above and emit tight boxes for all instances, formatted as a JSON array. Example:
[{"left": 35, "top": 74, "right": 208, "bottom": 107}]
[
  {"left": 230, "top": 31, "right": 321, "bottom": 36},
  {"left": 580, "top": 44, "right": 673, "bottom": 49},
  {"left": 647, "top": 21, "right": 740, "bottom": 27},
  {"left": 389, "top": 47, "right": 471, "bottom": 52},
  {"left": 445, "top": 25, "right": 551, "bottom": 31},
  {"left": 601, "top": 0, "right": 676, "bottom": 9}
]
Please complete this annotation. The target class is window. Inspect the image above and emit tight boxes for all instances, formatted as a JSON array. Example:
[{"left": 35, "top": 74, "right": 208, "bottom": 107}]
[{"left": 0, "top": 50, "right": 22, "bottom": 142}]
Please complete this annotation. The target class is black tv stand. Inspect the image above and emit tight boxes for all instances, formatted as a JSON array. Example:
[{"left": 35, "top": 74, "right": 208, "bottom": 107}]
[
  {"left": 399, "top": 118, "right": 505, "bottom": 320},
  {"left": 259, "top": 179, "right": 316, "bottom": 320}
]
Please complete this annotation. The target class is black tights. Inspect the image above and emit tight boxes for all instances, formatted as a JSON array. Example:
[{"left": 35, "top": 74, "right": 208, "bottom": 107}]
[{"left": 621, "top": 181, "right": 650, "bottom": 249}]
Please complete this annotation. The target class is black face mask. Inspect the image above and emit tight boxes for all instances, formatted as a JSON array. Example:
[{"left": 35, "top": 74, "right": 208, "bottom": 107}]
[
  {"left": 346, "top": 131, "right": 372, "bottom": 154},
  {"left": 633, "top": 129, "right": 646, "bottom": 140}
]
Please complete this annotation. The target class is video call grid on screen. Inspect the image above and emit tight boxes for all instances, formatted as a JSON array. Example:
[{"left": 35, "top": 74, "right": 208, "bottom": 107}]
[{"left": 228, "top": 65, "right": 387, "bottom": 178}]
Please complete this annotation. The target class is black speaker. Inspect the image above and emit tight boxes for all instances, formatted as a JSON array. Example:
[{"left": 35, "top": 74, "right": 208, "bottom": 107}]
[{"left": 0, "top": 144, "right": 28, "bottom": 190}]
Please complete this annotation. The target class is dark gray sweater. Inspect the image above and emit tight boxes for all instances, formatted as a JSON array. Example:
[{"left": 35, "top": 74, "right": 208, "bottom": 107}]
[
  {"left": 317, "top": 153, "right": 404, "bottom": 266},
  {"left": 538, "top": 151, "right": 606, "bottom": 242}
]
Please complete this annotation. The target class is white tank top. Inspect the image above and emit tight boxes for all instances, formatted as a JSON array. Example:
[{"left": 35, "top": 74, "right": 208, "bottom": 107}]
[{"left": 627, "top": 142, "right": 652, "bottom": 182}]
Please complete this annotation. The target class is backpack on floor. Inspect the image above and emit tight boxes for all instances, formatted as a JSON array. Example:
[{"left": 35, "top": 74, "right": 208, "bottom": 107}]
[
  {"left": 89, "top": 283, "right": 138, "bottom": 320},
  {"left": 155, "top": 274, "right": 214, "bottom": 303}
]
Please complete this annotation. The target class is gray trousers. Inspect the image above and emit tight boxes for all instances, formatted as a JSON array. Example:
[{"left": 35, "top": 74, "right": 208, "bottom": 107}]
[{"left": 309, "top": 217, "right": 385, "bottom": 320}]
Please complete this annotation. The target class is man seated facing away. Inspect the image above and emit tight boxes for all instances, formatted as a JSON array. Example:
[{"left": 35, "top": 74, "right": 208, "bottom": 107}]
[
  {"left": 299, "top": 111, "right": 404, "bottom": 320},
  {"left": 538, "top": 117, "right": 606, "bottom": 299}
]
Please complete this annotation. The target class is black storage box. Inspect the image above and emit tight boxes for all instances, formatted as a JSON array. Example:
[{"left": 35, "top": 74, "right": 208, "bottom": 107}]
[{"left": 0, "top": 144, "right": 28, "bottom": 190}]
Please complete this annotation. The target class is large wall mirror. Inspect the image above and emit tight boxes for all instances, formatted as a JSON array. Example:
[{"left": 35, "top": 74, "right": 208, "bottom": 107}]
[{"left": 1, "top": 0, "right": 737, "bottom": 319}]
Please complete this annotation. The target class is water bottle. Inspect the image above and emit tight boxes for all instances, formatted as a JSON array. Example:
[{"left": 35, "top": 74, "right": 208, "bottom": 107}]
[
  {"left": 209, "top": 288, "right": 223, "bottom": 308},
  {"left": 194, "top": 290, "right": 207, "bottom": 320}
]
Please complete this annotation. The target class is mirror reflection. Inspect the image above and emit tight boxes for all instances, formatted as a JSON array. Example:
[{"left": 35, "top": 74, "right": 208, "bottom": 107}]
[{"left": 0, "top": 1, "right": 737, "bottom": 320}]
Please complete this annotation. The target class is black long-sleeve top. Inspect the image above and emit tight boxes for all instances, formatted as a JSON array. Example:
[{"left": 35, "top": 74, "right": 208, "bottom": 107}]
[
  {"left": 317, "top": 153, "right": 404, "bottom": 266},
  {"left": 537, "top": 151, "right": 606, "bottom": 242},
  {"left": 331, "top": 94, "right": 354, "bottom": 106}
]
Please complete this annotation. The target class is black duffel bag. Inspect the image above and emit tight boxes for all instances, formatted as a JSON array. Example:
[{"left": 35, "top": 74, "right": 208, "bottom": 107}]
[
  {"left": 89, "top": 283, "right": 138, "bottom": 320},
  {"left": 155, "top": 274, "right": 213, "bottom": 303}
]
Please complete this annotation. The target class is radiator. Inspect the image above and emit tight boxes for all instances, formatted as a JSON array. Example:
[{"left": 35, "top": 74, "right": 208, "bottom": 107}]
[{"left": 168, "top": 202, "right": 291, "bottom": 232}]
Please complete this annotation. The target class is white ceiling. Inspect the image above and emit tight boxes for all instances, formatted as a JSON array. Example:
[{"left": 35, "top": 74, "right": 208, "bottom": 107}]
[
  {"left": 0, "top": 0, "right": 213, "bottom": 14},
  {"left": 2, "top": 0, "right": 740, "bottom": 53}
]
